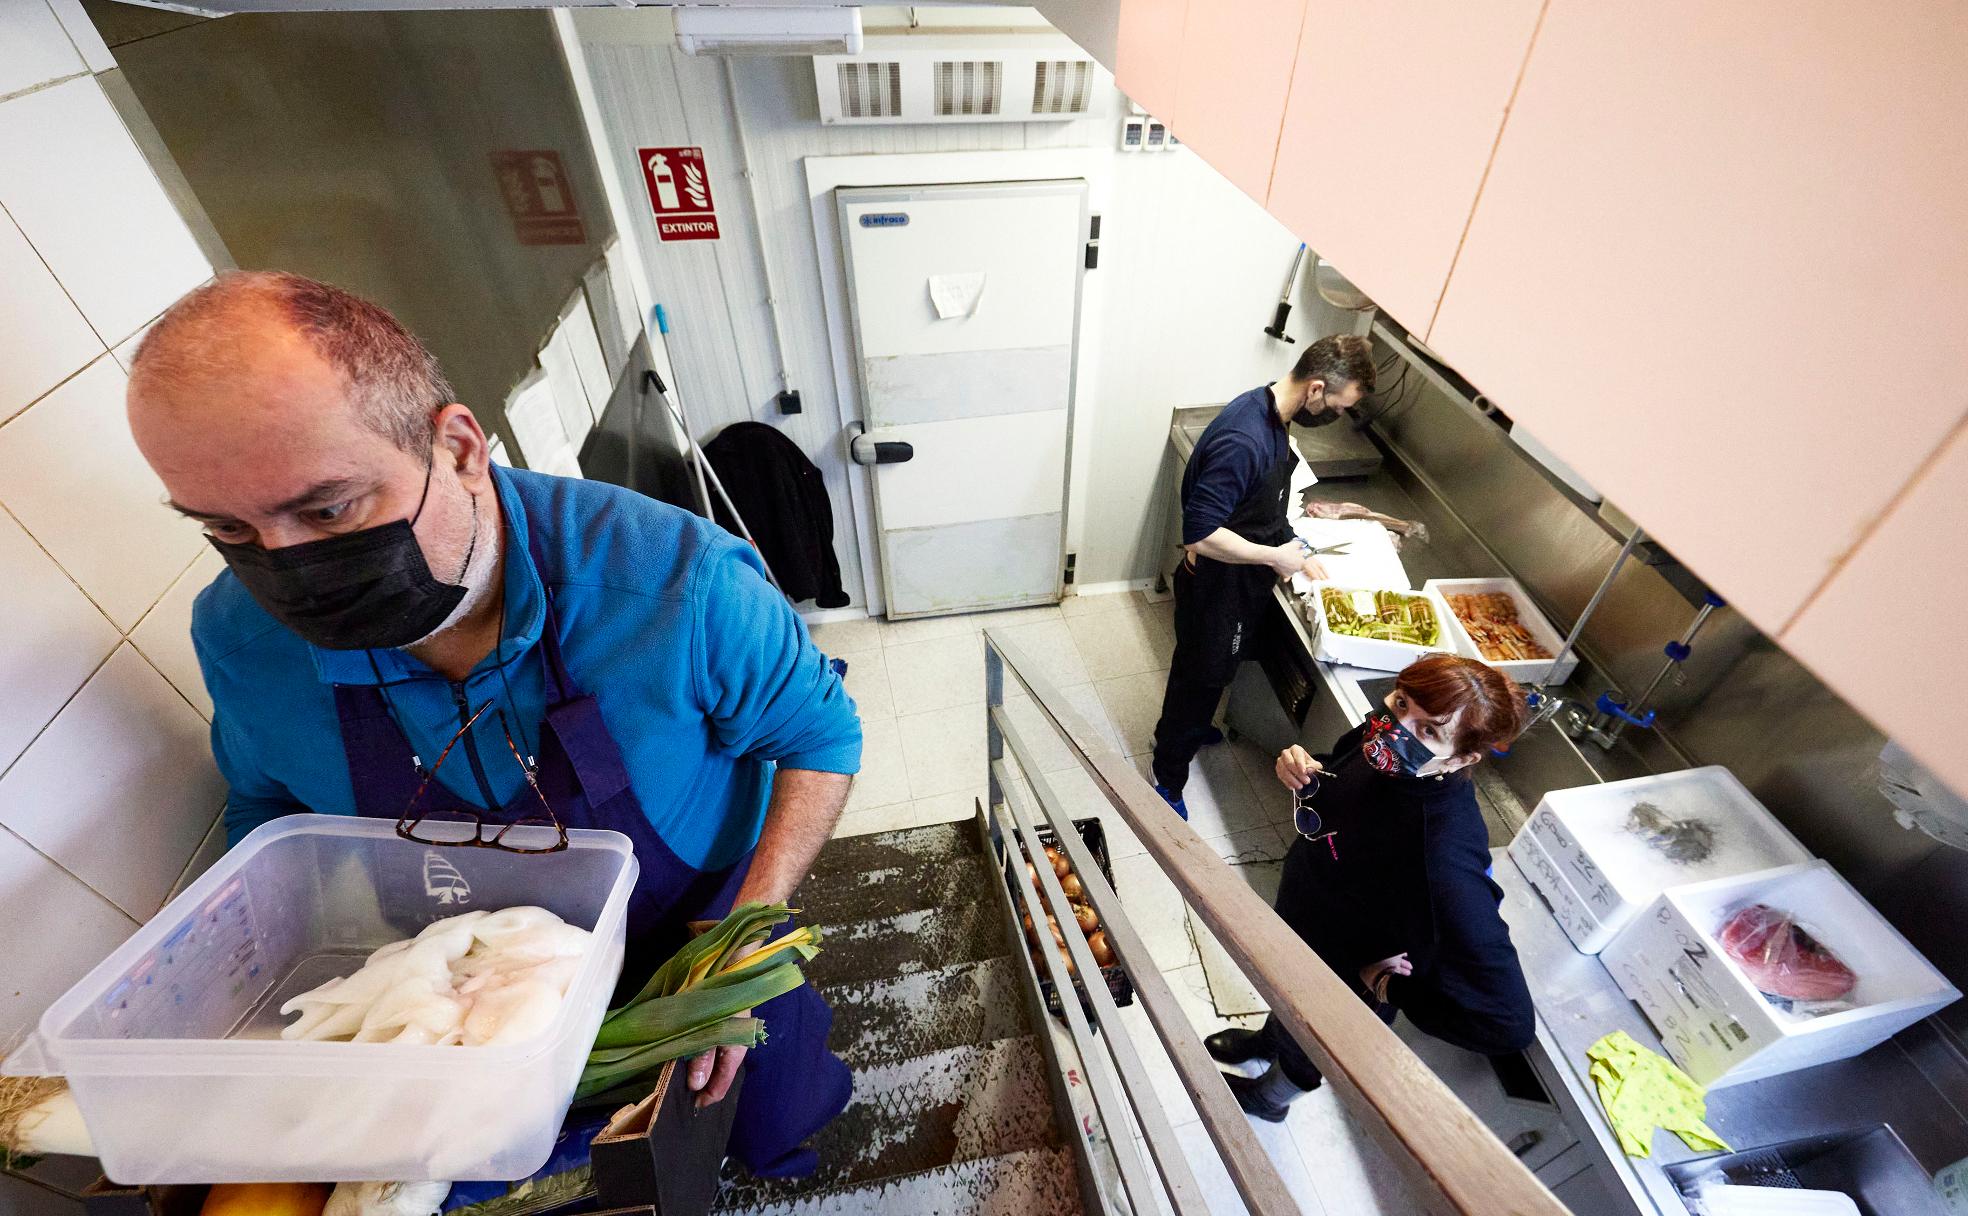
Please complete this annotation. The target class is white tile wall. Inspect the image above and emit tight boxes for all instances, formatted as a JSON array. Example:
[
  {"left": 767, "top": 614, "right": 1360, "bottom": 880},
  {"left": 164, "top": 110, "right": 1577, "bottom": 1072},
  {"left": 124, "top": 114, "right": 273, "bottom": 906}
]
[
  {"left": 0, "top": 826, "right": 137, "bottom": 1041},
  {"left": 0, "top": 75, "right": 210, "bottom": 344},
  {"left": 0, "top": 644, "right": 225, "bottom": 919},
  {"left": 0, "top": 0, "right": 82, "bottom": 99},
  {"left": 42, "top": 0, "right": 113, "bottom": 74},
  {"left": 0, "top": 207, "right": 104, "bottom": 421},
  {"left": 0, "top": 20, "right": 228, "bottom": 1043},
  {"left": 132, "top": 547, "right": 225, "bottom": 718},
  {"left": 0, "top": 354, "right": 208, "bottom": 630},
  {"left": 0, "top": 506, "right": 119, "bottom": 770}
]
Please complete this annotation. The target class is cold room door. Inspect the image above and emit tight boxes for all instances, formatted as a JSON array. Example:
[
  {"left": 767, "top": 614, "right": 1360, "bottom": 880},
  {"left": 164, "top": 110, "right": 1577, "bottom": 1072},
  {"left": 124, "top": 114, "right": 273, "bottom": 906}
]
[{"left": 838, "top": 179, "right": 1087, "bottom": 618}]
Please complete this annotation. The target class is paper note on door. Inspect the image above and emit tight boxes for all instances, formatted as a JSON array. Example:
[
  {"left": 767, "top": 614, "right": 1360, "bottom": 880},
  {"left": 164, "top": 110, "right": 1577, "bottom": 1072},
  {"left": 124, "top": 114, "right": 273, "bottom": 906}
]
[{"left": 928, "top": 272, "right": 986, "bottom": 320}]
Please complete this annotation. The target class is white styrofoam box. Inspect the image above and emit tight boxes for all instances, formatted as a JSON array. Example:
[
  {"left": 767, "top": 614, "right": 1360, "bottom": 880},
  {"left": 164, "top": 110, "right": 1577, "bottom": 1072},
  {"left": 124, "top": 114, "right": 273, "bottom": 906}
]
[
  {"left": 0, "top": 206, "right": 106, "bottom": 420},
  {"left": 0, "top": 76, "right": 210, "bottom": 345},
  {"left": 130, "top": 546, "right": 225, "bottom": 719},
  {"left": 1303, "top": 581, "right": 1456, "bottom": 672},
  {"left": 0, "top": 495, "right": 120, "bottom": 771},
  {"left": 1289, "top": 517, "right": 1411, "bottom": 593},
  {"left": 0, "top": 827, "right": 138, "bottom": 1043},
  {"left": 0, "top": 356, "right": 207, "bottom": 629},
  {"left": 1516, "top": 765, "right": 1813, "bottom": 953},
  {"left": 0, "top": 644, "right": 223, "bottom": 920},
  {"left": 1602, "top": 860, "right": 1959, "bottom": 1088},
  {"left": 42, "top": 0, "right": 114, "bottom": 73},
  {"left": 1425, "top": 576, "right": 1579, "bottom": 685},
  {"left": 1506, "top": 822, "right": 1606, "bottom": 951},
  {"left": 0, "top": 0, "right": 83, "bottom": 98}
]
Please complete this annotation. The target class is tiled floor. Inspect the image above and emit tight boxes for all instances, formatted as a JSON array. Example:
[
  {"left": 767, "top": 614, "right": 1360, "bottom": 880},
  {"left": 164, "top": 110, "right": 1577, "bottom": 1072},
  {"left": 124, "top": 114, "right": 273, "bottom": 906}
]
[{"left": 808, "top": 590, "right": 1413, "bottom": 1216}]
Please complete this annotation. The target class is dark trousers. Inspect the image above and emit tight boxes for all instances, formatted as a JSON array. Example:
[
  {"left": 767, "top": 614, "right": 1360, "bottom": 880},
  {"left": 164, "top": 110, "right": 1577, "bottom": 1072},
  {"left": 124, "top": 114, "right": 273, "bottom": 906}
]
[
  {"left": 1150, "top": 668, "right": 1227, "bottom": 793},
  {"left": 1259, "top": 991, "right": 1397, "bottom": 1090},
  {"left": 1150, "top": 561, "right": 1248, "bottom": 793},
  {"left": 1260, "top": 837, "right": 1400, "bottom": 1089}
]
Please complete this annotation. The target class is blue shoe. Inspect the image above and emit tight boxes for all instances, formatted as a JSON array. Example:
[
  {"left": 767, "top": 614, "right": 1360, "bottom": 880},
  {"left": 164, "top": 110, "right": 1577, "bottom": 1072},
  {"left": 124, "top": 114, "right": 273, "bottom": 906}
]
[{"left": 1154, "top": 784, "right": 1189, "bottom": 821}]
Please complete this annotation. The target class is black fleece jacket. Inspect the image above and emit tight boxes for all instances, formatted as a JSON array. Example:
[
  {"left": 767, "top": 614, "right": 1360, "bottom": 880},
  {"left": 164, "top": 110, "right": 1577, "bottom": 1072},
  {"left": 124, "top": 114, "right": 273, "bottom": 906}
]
[{"left": 1273, "top": 723, "right": 1535, "bottom": 1056}]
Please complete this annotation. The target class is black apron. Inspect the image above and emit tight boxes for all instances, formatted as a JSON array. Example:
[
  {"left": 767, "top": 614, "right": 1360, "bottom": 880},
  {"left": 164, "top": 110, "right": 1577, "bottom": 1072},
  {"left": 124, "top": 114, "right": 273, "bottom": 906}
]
[{"left": 1170, "top": 434, "right": 1297, "bottom": 688}]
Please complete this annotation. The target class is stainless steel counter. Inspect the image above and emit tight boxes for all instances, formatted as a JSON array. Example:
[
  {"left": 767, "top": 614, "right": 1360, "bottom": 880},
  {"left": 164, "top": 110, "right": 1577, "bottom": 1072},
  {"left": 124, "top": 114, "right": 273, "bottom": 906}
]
[
  {"left": 1499, "top": 849, "right": 1968, "bottom": 1214},
  {"left": 1254, "top": 524, "right": 1967, "bottom": 1215},
  {"left": 1164, "top": 406, "right": 1968, "bottom": 1215}
]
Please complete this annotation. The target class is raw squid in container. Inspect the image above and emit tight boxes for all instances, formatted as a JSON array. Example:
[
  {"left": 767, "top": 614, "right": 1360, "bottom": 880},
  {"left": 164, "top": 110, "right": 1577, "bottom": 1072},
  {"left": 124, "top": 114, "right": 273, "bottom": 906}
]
[{"left": 279, "top": 906, "right": 590, "bottom": 1047}]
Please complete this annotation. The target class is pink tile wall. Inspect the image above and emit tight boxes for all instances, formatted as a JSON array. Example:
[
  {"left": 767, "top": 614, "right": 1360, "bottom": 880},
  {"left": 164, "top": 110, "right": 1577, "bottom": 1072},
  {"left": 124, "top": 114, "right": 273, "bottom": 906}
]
[
  {"left": 1170, "top": 0, "right": 1308, "bottom": 204},
  {"left": 1783, "top": 418, "right": 1968, "bottom": 794},
  {"left": 1426, "top": 0, "right": 1968, "bottom": 634},
  {"left": 1267, "top": 0, "right": 1543, "bottom": 333},
  {"left": 1114, "top": 0, "right": 1189, "bottom": 120}
]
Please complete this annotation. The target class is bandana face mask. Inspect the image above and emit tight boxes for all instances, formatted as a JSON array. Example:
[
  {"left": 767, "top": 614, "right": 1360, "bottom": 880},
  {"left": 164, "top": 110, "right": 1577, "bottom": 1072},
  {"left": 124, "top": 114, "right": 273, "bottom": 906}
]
[
  {"left": 209, "top": 460, "right": 477, "bottom": 651},
  {"left": 1359, "top": 706, "right": 1443, "bottom": 778}
]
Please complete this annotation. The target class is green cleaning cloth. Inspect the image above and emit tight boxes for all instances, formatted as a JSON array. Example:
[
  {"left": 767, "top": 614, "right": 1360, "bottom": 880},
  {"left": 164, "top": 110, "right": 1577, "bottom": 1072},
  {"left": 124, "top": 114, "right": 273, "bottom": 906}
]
[{"left": 1585, "top": 1030, "right": 1730, "bottom": 1158}]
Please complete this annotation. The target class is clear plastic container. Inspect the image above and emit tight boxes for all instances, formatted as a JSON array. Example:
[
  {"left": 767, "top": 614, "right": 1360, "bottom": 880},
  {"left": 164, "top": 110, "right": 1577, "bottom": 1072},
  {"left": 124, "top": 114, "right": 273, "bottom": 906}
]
[{"left": 7, "top": 816, "right": 636, "bottom": 1184}]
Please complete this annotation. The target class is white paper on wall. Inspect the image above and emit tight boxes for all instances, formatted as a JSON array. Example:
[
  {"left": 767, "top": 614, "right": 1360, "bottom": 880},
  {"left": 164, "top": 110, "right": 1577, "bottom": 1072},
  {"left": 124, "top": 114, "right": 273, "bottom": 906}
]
[
  {"left": 504, "top": 371, "right": 570, "bottom": 470},
  {"left": 487, "top": 438, "right": 511, "bottom": 468},
  {"left": 602, "top": 238, "right": 644, "bottom": 348},
  {"left": 928, "top": 272, "right": 986, "bottom": 320},
  {"left": 537, "top": 326, "right": 594, "bottom": 449},
  {"left": 560, "top": 291, "right": 613, "bottom": 411}
]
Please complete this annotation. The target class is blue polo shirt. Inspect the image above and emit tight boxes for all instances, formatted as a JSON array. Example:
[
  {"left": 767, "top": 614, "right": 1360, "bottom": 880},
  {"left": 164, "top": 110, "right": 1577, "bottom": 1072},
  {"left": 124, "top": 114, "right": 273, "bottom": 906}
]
[
  {"left": 1179, "top": 385, "right": 1291, "bottom": 545},
  {"left": 193, "top": 467, "right": 863, "bottom": 867}
]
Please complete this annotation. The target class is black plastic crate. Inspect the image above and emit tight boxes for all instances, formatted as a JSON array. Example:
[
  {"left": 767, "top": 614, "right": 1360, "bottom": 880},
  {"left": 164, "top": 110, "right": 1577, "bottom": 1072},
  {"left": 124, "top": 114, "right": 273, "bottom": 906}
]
[{"left": 1004, "top": 816, "right": 1135, "bottom": 1019}]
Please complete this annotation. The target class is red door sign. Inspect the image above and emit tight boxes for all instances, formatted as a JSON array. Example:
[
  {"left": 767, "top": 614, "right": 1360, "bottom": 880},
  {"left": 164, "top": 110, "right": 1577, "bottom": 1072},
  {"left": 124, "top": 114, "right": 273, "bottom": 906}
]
[
  {"left": 638, "top": 146, "right": 720, "bottom": 242},
  {"left": 490, "top": 150, "right": 586, "bottom": 246}
]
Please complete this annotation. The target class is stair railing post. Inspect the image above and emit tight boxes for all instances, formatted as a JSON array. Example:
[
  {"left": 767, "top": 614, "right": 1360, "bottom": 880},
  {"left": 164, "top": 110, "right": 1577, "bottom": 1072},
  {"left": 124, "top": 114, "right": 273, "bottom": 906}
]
[{"left": 985, "top": 638, "right": 1005, "bottom": 820}]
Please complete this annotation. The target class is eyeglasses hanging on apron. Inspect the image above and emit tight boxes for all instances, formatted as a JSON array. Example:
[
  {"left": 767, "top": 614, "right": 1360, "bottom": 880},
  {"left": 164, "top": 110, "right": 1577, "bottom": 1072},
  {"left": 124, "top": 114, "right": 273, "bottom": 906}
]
[{"left": 1291, "top": 773, "right": 1340, "bottom": 859}]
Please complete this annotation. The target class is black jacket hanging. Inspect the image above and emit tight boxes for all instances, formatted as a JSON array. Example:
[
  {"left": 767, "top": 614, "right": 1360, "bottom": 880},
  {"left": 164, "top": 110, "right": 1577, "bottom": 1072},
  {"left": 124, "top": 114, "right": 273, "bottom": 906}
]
[{"left": 702, "top": 421, "right": 850, "bottom": 608}]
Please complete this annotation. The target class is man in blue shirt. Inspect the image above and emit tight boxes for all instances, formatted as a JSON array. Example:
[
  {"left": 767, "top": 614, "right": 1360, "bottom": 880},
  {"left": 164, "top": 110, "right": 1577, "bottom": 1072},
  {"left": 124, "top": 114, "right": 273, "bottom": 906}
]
[
  {"left": 1149, "top": 335, "right": 1376, "bottom": 818},
  {"left": 125, "top": 272, "right": 858, "bottom": 1177}
]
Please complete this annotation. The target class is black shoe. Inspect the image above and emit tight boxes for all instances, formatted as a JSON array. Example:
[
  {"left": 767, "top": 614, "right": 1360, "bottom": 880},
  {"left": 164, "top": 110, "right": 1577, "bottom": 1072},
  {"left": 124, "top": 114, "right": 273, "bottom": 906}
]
[
  {"left": 1204, "top": 1028, "right": 1273, "bottom": 1067},
  {"left": 1225, "top": 1071, "right": 1295, "bottom": 1123}
]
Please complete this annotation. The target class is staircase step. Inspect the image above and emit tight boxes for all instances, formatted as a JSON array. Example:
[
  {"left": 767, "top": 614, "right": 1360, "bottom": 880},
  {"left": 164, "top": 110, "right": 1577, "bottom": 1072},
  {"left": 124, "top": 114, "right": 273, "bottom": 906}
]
[
  {"left": 796, "top": 852, "right": 998, "bottom": 924},
  {"left": 804, "top": 901, "right": 1011, "bottom": 990},
  {"left": 824, "top": 955, "right": 1029, "bottom": 1068},
  {"left": 805, "top": 820, "right": 984, "bottom": 882},
  {"left": 715, "top": 1036, "right": 1060, "bottom": 1212},
  {"left": 728, "top": 1145, "right": 1083, "bottom": 1216}
]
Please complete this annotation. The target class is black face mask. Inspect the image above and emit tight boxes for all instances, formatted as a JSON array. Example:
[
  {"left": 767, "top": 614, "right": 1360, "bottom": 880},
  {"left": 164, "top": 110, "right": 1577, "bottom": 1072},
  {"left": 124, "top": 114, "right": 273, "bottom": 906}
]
[
  {"left": 1292, "top": 389, "right": 1343, "bottom": 429},
  {"left": 209, "top": 462, "right": 478, "bottom": 651}
]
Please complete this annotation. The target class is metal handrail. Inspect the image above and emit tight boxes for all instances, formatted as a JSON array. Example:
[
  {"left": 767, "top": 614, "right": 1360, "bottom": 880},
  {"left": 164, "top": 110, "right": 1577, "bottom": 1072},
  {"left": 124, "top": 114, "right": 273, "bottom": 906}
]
[{"left": 982, "top": 627, "right": 1570, "bottom": 1216}]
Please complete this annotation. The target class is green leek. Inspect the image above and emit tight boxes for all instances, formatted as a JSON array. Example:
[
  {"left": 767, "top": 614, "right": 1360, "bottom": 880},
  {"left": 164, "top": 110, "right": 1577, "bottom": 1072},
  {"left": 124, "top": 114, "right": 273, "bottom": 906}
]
[{"left": 574, "top": 902, "right": 821, "bottom": 1106}]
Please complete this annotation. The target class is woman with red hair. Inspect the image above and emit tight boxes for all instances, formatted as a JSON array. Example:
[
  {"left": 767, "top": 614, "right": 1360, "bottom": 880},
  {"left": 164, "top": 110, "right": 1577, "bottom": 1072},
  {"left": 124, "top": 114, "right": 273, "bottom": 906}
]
[{"left": 1206, "top": 653, "right": 1537, "bottom": 1121}]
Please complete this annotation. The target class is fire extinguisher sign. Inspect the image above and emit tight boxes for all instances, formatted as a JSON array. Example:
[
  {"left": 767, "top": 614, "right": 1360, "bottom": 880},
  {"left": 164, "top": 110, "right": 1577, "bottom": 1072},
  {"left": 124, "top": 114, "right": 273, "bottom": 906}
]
[{"left": 638, "top": 146, "right": 720, "bottom": 242}]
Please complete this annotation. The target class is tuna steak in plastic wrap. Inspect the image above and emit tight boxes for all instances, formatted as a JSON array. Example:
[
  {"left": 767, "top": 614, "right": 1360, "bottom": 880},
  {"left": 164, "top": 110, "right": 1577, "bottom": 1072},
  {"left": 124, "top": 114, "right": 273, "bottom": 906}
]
[{"left": 1717, "top": 903, "right": 1857, "bottom": 1002}]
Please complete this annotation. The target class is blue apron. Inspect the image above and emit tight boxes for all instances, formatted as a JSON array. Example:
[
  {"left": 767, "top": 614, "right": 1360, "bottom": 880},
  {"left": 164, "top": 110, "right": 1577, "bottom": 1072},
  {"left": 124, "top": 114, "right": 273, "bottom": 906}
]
[{"left": 329, "top": 526, "right": 851, "bottom": 1178}]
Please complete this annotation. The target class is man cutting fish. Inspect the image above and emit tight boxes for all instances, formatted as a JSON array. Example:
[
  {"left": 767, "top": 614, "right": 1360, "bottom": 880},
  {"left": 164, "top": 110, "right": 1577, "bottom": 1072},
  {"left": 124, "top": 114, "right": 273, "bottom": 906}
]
[
  {"left": 124, "top": 272, "right": 856, "bottom": 1178},
  {"left": 1149, "top": 335, "right": 1376, "bottom": 818}
]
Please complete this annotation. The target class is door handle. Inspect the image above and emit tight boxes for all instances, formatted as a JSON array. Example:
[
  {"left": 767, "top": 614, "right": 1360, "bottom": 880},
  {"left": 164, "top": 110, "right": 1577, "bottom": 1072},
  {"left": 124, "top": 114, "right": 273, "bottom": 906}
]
[{"left": 848, "top": 424, "right": 914, "bottom": 466}]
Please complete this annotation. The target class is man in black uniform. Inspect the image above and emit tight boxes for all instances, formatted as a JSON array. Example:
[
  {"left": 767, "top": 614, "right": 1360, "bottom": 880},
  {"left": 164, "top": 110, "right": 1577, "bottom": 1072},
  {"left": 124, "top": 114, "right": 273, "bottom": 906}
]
[{"left": 1150, "top": 334, "right": 1376, "bottom": 818}]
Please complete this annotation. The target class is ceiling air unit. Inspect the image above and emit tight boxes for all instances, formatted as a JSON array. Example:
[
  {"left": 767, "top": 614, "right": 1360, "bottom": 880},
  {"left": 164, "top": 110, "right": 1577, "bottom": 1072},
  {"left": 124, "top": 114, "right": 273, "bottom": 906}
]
[
  {"left": 676, "top": 7, "right": 863, "bottom": 57},
  {"left": 815, "top": 36, "right": 1100, "bottom": 125}
]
